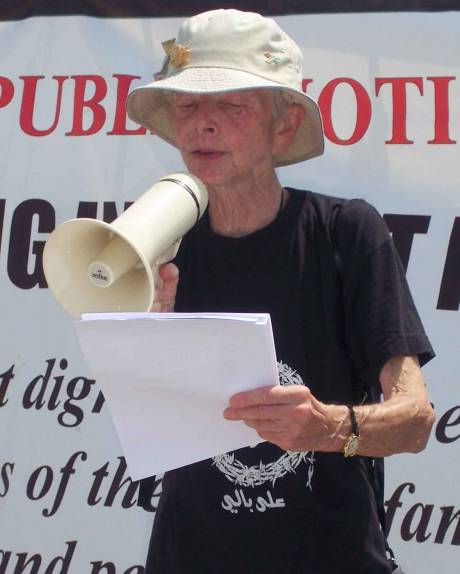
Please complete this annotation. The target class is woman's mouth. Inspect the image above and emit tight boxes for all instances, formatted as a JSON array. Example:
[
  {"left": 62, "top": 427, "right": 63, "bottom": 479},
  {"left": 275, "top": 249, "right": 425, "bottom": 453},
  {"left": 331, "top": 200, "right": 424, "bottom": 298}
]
[{"left": 191, "top": 149, "right": 225, "bottom": 160}]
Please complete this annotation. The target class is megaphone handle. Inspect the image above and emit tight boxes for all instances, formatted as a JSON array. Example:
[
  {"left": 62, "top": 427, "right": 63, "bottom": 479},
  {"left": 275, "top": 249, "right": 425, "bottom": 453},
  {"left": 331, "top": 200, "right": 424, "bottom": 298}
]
[
  {"left": 151, "top": 240, "right": 181, "bottom": 312},
  {"left": 151, "top": 264, "right": 161, "bottom": 309},
  {"left": 155, "top": 238, "right": 182, "bottom": 265}
]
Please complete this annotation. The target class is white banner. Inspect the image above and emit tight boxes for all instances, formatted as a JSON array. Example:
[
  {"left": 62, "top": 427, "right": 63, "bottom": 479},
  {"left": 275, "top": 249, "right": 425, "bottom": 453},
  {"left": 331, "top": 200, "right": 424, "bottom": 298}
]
[{"left": 0, "top": 12, "right": 458, "bottom": 573}]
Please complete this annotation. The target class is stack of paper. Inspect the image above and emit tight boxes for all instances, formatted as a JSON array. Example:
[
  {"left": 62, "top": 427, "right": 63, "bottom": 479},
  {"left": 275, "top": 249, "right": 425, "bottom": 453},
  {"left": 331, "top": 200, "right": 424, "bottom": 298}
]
[{"left": 74, "top": 313, "right": 278, "bottom": 480}]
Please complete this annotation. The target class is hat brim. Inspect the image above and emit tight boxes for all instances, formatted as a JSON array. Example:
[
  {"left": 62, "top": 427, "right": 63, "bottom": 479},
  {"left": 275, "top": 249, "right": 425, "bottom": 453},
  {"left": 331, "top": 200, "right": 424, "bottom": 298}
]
[{"left": 126, "top": 67, "right": 324, "bottom": 167}]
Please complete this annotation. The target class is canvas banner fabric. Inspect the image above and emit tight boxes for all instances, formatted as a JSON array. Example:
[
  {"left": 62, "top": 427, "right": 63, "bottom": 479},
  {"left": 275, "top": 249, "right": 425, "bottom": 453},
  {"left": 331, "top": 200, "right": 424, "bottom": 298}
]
[{"left": 0, "top": 10, "right": 459, "bottom": 574}]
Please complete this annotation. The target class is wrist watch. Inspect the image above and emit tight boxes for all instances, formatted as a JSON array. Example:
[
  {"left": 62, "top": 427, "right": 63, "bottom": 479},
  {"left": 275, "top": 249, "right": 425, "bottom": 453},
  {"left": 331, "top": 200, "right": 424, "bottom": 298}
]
[{"left": 343, "top": 405, "right": 360, "bottom": 457}]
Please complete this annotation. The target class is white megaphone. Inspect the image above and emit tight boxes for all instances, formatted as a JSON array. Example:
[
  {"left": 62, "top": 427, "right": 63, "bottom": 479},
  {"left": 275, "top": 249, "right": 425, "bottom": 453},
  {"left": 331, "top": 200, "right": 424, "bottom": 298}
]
[{"left": 43, "top": 172, "right": 208, "bottom": 319}]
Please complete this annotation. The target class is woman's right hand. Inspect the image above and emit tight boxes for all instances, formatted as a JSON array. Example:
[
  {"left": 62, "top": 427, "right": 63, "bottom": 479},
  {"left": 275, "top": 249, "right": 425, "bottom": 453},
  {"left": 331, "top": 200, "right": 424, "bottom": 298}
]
[{"left": 150, "top": 262, "right": 179, "bottom": 312}]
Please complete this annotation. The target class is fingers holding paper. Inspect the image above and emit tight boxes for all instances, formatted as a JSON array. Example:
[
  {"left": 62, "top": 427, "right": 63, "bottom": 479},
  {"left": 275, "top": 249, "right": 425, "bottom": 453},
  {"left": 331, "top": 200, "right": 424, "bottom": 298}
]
[
  {"left": 224, "top": 385, "right": 347, "bottom": 453},
  {"left": 150, "top": 262, "right": 179, "bottom": 312}
]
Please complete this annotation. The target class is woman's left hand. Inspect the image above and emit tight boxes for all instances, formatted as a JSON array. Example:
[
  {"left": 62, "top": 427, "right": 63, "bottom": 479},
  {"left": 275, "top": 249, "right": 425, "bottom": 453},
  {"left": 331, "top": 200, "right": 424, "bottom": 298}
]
[{"left": 224, "top": 385, "right": 347, "bottom": 452}]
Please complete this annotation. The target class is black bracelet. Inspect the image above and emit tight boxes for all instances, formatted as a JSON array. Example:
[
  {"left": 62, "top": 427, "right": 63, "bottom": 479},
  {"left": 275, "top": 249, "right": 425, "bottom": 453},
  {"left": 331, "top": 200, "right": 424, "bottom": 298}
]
[{"left": 348, "top": 405, "right": 359, "bottom": 437}]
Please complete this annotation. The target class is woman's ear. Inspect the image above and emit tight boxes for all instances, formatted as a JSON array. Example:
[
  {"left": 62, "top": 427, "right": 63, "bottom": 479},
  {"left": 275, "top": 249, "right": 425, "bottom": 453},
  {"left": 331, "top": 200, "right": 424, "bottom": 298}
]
[{"left": 272, "top": 104, "right": 305, "bottom": 158}]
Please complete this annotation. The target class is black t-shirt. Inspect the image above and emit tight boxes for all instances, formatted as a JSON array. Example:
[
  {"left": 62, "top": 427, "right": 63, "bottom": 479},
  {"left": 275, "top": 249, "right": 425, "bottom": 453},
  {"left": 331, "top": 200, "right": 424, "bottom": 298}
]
[{"left": 143, "top": 188, "right": 434, "bottom": 574}]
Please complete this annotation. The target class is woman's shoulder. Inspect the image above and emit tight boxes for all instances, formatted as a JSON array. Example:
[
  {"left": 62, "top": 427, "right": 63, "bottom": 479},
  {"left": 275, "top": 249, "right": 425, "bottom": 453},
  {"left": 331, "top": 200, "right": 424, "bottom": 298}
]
[{"left": 287, "top": 187, "right": 391, "bottom": 255}]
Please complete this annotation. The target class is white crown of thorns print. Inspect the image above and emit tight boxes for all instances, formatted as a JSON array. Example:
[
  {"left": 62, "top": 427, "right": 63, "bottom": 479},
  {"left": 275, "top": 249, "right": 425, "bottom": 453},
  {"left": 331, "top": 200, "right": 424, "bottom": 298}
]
[{"left": 213, "top": 361, "right": 315, "bottom": 514}]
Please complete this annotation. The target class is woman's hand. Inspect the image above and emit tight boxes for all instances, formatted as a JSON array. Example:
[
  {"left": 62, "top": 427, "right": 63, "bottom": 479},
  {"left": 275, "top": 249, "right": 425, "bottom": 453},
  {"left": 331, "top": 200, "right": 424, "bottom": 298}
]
[
  {"left": 150, "top": 262, "right": 179, "bottom": 312},
  {"left": 224, "top": 385, "right": 347, "bottom": 453}
]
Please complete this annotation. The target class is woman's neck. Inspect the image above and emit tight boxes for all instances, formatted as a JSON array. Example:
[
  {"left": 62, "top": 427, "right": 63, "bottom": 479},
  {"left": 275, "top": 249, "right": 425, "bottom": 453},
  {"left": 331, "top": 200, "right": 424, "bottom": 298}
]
[{"left": 207, "top": 172, "right": 285, "bottom": 238}]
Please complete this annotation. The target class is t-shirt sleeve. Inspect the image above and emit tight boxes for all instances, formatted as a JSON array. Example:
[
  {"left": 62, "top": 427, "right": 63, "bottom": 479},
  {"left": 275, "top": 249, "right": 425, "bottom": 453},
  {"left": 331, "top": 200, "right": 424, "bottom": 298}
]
[{"left": 335, "top": 199, "right": 435, "bottom": 386}]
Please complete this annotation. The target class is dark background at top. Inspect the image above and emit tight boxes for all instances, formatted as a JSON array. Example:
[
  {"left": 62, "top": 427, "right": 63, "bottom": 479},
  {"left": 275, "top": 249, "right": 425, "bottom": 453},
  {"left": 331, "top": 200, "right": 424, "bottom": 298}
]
[{"left": 1, "top": 0, "right": 459, "bottom": 20}]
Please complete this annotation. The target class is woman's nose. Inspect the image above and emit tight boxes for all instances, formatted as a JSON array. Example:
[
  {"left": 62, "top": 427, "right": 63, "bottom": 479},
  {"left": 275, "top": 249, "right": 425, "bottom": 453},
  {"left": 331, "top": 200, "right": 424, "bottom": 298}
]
[{"left": 193, "top": 101, "right": 219, "bottom": 134}]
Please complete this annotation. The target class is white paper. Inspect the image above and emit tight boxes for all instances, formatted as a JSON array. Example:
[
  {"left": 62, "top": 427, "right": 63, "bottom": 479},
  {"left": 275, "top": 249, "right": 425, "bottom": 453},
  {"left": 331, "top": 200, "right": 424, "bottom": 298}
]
[{"left": 74, "top": 313, "right": 279, "bottom": 480}]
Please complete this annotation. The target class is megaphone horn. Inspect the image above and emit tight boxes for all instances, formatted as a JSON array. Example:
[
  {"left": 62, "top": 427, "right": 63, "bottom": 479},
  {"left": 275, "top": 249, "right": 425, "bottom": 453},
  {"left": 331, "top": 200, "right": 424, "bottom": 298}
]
[{"left": 43, "top": 172, "right": 208, "bottom": 319}]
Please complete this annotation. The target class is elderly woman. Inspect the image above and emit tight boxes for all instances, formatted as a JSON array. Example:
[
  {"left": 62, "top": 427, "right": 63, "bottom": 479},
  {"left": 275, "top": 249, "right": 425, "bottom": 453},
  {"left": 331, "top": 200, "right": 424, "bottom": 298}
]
[{"left": 127, "top": 9, "right": 434, "bottom": 574}]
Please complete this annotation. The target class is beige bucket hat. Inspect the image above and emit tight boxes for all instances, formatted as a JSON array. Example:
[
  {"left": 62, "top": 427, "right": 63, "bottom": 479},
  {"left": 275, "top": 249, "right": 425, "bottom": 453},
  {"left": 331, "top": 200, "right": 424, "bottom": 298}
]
[{"left": 126, "top": 9, "right": 324, "bottom": 167}]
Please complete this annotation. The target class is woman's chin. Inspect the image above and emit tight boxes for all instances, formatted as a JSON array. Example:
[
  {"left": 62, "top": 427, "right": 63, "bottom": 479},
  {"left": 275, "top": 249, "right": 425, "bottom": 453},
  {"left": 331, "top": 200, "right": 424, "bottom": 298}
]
[{"left": 185, "top": 165, "right": 230, "bottom": 187}]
